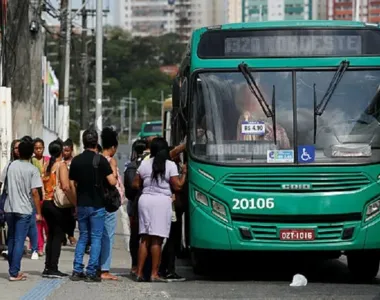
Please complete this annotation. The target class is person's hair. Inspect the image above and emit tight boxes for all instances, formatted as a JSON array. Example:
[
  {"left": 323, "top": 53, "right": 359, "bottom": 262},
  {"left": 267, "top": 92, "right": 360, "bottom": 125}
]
[
  {"left": 10, "top": 139, "right": 20, "bottom": 161},
  {"left": 145, "top": 136, "right": 156, "bottom": 150},
  {"left": 130, "top": 139, "right": 147, "bottom": 160},
  {"left": 33, "top": 137, "right": 44, "bottom": 147},
  {"left": 97, "top": 144, "right": 103, "bottom": 153},
  {"left": 20, "top": 135, "right": 33, "bottom": 143},
  {"left": 82, "top": 129, "right": 98, "bottom": 149},
  {"left": 150, "top": 137, "right": 169, "bottom": 183},
  {"left": 101, "top": 127, "right": 119, "bottom": 149},
  {"left": 45, "top": 139, "right": 63, "bottom": 176},
  {"left": 18, "top": 138, "right": 35, "bottom": 160},
  {"left": 63, "top": 138, "right": 74, "bottom": 149}
]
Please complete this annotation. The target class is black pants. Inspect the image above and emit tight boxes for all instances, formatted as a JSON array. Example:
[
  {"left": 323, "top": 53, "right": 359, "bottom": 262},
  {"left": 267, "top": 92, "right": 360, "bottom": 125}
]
[
  {"left": 160, "top": 211, "right": 183, "bottom": 274},
  {"left": 129, "top": 216, "right": 139, "bottom": 267},
  {"left": 42, "top": 201, "right": 65, "bottom": 271},
  {"left": 64, "top": 208, "right": 76, "bottom": 238}
]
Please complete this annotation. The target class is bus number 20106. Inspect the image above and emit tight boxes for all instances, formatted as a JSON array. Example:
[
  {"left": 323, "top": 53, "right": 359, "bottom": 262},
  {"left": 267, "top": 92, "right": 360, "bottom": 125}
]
[{"left": 232, "top": 198, "right": 275, "bottom": 210}]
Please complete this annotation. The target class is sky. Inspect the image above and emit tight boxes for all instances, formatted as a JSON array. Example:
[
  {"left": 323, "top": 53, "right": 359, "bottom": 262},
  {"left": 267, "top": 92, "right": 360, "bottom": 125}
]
[{"left": 47, "top": 0, "right": 114, "bottom": 26}]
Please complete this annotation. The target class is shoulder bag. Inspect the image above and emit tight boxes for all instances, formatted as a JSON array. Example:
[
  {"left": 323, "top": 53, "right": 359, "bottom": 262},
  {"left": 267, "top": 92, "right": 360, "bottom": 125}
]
[
  {"left": 93, "top": 154, "right": 121, "bottom": 213},
  {"left": 53, "top": 163, "right": 73, "bottom": 208}
]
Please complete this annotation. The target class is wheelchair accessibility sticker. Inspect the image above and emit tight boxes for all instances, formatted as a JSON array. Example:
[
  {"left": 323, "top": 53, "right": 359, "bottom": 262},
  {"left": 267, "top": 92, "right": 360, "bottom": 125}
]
[{"left": 298, "top": 145, "right": 315, "bottom": 163}]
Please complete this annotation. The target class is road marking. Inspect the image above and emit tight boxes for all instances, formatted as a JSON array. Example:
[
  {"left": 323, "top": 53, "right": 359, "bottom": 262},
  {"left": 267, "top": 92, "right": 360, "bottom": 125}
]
[{"left": 20, "top": 278, "right": 66, "bottom": 300}]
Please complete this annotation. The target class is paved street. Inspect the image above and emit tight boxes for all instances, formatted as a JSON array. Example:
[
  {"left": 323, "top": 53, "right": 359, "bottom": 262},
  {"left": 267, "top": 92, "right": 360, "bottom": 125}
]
[{"left": 1, "top": 209, "right": 380, "bottom": 300}]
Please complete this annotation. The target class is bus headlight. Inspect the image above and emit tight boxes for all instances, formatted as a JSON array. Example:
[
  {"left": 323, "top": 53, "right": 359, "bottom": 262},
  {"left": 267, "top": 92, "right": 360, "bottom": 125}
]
[
  {"left": 211, "top": 200, "right": 228, "bottom": 222},
  {"left": 194, "top": 190, "right": 209, "bottom": 206},
  {"left": 365, "top": 199, "right": 380, "bottom": 221}
]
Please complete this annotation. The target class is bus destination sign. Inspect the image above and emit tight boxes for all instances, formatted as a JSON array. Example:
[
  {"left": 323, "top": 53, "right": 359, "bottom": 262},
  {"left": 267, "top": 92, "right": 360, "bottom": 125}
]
[
  {"left": 224, "top": 35, "right": 362, "bottom": 57},
  {"left": 197, "top": 29, "right": 380, "bottom": 58}
]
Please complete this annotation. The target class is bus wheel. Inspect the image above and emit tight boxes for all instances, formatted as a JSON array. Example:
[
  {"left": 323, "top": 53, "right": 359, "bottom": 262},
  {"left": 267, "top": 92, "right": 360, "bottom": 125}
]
[
  {"left": 191, "top": 249, "right": 207, "bottom": 275},
  {"left": 347, "top": 252, "right": 380, "bottom": 282}
]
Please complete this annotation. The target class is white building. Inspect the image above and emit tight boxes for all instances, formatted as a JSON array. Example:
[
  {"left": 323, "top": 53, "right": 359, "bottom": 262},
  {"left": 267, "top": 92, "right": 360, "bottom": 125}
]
[
  {"left": 228, "top": 0, "right": 243, "bottom": 23},
  {"left": 114, "top": 0, "right": 227, "bottom": 38},
  {"left": 114, "top": 0, "right": 176, "bottom": 37}
]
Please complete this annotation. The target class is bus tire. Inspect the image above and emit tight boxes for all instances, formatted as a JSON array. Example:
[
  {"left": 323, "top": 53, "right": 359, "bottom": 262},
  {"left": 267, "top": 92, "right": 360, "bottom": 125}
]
[
  {"left": 347, "top": 252, "right": 380, "bottom": 282},
  {"left": 191, "top": 249, "right": 207, "bottom": 275}
]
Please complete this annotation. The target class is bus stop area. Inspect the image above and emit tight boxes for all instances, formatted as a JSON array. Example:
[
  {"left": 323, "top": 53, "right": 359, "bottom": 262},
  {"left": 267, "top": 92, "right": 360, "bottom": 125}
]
[{"left": 1, "top": 210, "right": 380, "bottom": 300}]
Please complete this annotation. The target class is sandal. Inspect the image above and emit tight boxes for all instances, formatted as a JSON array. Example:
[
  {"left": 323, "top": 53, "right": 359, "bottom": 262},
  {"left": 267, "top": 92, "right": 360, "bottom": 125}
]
[
  {"left": 9, "top": 273, "right": 27, "bottom": 281},
  {"left": 101, "top": 272, "right": 118, "bottom": 281},
  {"left": 150, "top": 276, "right": 167, "bottom": 283},
  {"left": 69, "top": 237, "right": 77, "bottom": 246}
]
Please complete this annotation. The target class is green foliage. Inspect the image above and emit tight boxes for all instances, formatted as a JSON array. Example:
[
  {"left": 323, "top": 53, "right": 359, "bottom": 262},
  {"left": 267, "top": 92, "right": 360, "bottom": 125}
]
[{"left": 51, "top": 27, "right": 186, "bottom": 139}]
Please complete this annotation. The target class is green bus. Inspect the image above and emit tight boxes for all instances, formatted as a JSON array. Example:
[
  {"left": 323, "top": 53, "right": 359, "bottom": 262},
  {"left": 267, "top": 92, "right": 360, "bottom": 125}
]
[
  {"left": 137, "top": 120, "right": 162, "bottom": 139},
  {"left": 171, "top": 20, "right": 380, "bottom": 280}
]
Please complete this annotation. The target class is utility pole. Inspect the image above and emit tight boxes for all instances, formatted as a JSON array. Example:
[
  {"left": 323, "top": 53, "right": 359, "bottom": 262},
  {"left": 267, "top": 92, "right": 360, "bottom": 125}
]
[
  {"left": 80, "top": 0, "right": 89, "bottom": 129},
  {"left": 62, "top": 0, "right": 72, "bottom": 140},
  {"left": 128, "top": 90, "right": 132, "bottom": 144},
  {"left": 58, "top": 0, "right": 68, "bottom": 106},
  {"left": 95, "top": 0, "right": 103, "bottom": 134}
]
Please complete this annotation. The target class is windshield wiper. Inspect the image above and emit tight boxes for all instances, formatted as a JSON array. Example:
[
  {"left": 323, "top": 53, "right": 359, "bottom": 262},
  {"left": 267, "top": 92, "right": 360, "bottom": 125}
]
[
  {"left": 315, "top": 60, "right": 350, "bottom": 116},
  {"left": 238, "top": 63, "right": 274, "bottom": 118},
  {"left": 238, "top": 62, "right": 277, "bottom": 144},
  {"left": 313, "top": 60, "right": 350, "bottom": 143}
]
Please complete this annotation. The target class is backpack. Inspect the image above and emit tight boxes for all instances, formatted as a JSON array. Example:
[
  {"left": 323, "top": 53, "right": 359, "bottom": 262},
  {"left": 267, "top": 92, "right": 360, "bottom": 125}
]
[
  {"left": 93, "top": 154, "right": 121, "bottom": 213},
  {"left": 124, "top": 156, "right": 145, "bottom": 201}
]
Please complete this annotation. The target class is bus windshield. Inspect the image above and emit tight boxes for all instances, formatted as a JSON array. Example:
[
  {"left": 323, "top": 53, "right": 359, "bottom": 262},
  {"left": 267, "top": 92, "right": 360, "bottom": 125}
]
[{"left": 190, "top": 70, "right": 380, "bottom": 165}]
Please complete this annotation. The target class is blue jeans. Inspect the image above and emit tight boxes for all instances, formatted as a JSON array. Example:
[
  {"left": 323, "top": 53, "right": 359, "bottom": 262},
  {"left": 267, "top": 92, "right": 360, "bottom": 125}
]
[
  {"left": 73, "top": 207, "right": 106, "bottom": 276},
  {"left": 27, "top": 210, "right": 38, "bottom": 252},
  {"left": 6, "top": 213, "right": 31, "bottom": 277},
  {"left": 99, "top": 211, "right": 117, "bottom": 271}
]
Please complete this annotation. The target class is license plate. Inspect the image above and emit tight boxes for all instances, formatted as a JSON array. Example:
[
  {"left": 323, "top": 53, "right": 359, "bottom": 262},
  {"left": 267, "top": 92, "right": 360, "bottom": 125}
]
[{"left": 279, "top": 229, "right": 315, "bottom": 241}]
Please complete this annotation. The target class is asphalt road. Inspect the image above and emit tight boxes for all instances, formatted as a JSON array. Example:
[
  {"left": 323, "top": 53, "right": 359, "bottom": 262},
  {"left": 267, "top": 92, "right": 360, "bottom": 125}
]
[
  {"left": 3, "top": 207, "right": 380, "bottom": 300},
  {"left": 46, "top": 255, "right": 380, "bottom": 300}
]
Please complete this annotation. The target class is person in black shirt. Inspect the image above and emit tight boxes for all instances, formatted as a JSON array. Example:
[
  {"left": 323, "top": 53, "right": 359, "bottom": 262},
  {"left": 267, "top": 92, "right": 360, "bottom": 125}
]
[{"left": 69, "top": 129, "right": 117, "bottom": 282}]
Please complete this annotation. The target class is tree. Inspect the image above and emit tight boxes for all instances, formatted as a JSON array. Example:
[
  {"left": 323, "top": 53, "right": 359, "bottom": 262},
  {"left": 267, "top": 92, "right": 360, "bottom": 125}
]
[{"left": 47, "top": 26, "right": 186, "bottom": 141}]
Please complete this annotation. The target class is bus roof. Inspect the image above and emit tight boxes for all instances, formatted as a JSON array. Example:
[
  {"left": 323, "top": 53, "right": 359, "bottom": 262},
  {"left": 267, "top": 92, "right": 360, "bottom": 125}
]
[
  {"left": 193, "top": 20, "right": 378, "bottom": 34},
  {"left": 142, "top": 120, "right": 162, "bottom": 125}
]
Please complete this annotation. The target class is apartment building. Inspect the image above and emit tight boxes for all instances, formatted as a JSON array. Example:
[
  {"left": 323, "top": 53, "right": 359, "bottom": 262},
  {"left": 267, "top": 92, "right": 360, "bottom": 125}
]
[
  {"left": 114, "top": 0, "right": 176, "bottom": 37},
  {"left": 114, "top": 0, "right": 226, "bottom": 38},
  {"left": 242, "top": 0, "right": 325, "bottom": 22},
  {"left": 228, "top": 0, "right": 243, "bottom": 22},
  {"left": 327, "top": 0, "right": 380, "bottom": 23}
]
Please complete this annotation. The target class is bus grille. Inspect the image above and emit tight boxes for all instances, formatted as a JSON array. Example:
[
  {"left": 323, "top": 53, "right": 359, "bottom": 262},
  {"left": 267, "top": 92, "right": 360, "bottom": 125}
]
[
  {"left": 251, "top": 224, "right": 344, "bottom": 241},
  {"left": 223, "top": 172, "right": 371, "bottom": 193}
]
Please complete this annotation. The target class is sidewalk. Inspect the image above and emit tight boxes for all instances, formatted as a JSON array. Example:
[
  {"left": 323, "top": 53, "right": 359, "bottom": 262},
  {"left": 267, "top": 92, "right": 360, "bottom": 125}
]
[{"left": 0, "top": 207, "right": 166, "bottom": 300}]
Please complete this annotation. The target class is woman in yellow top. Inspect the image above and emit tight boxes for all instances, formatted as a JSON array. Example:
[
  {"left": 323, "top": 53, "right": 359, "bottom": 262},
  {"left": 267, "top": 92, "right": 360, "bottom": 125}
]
[{"left": 41, "top": 139, "right": 75, "bottom": 279}]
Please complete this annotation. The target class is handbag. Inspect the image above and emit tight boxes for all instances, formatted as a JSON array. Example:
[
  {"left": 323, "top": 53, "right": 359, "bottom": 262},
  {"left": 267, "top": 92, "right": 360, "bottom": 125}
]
[
  {"left": 0, "top": 162, "right": 12, "bottom": 226},
  {"left": 93, "top": 154, "right": 121, "bottom": 213},
  {"left": 53, "top": 163, "right": 73, "bottom": 208}
]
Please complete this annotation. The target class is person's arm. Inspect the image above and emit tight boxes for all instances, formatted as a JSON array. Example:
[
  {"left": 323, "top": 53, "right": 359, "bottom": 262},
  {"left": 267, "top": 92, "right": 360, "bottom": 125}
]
[
  {"left": 170, "top": 143, "right": 186, "bottom": 160},
  {"left": 132, "top": 173, "right": 143, "bottom": 190},
  {"left": 109, "top": 157, "right": 118, "bottom": 178},
  {"left": 169, "top": 162, "right": 187, "bottom": 192},
  {"left": 100, "top": 156, "right": 117, "bottom": 186},
  {"left": 31, "top": 168, "right": 42, "bottom": 220},
  {"left": 58, "top": 163, "right": 70, "bottom": 192}
]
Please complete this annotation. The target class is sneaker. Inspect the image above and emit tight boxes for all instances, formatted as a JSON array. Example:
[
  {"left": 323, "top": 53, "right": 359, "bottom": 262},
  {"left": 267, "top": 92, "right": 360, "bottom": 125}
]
[
  {"left": 41, "top": 269, "right": 49, "bottom": 277},
  {"left": 42, "top": 270, "right": 68, "bottom": 278},
  {"left": 31, "top": 251, "right": 39, "bottom": 260},
  {"left": 70, "top": 272, "right": 86, "bottom": 281},
  {"left": 84, "top": 274, "right": 101, "bottom": 283},
  {"left": 164, "top": 272, "right": 186, "bottom": 282}
]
